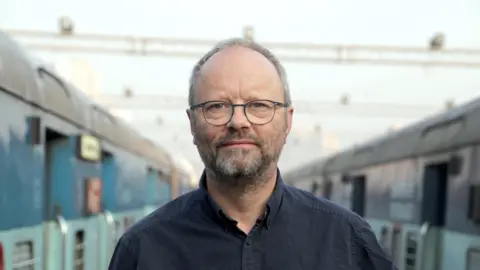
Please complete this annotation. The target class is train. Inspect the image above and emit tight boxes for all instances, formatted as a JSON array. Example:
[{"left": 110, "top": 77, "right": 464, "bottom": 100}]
[
  {"left": 284, "top": 96, "right": 480, "bottom": 270},
  {"left": 0, "top": 31, "right": 196, "bottom": 270}
]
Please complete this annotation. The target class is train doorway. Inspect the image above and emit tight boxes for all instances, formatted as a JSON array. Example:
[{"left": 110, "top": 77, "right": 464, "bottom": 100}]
[
  {"left": 351, "top": 175, "right": 366, "bottom": 217},
  {"left": 418, "top": 162, "right": 448, "bottom": 270},
  {"left": 100, "top": 152, "right": 116, "bottom": 270},
  {"left": 43, "top": 128, "right": 69, "bottom": 270}
]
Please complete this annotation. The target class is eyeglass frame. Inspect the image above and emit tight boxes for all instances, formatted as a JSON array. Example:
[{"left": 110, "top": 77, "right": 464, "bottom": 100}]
[{"left": 189, "top": 99, "right": 290, "bottom": 126}]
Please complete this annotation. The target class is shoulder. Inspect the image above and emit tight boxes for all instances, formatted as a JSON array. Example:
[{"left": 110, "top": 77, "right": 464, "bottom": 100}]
[
  {"left": 283, "top": 186, "right": 395, "bottom": 268},
  {"left": 283, "top": 184, "right": 375, "bottom": 236},
  {"left": 283, "top": 186, "right": 384, "bottom": 247},
  {"left": 283, "top": 184, "right": 363, "bottom": 225},
  {"left": 127, "top": 189, "right": 203, "bottom": 237},
  {"left": 108, "top": 189, "right": 203, "bottom": 266}
]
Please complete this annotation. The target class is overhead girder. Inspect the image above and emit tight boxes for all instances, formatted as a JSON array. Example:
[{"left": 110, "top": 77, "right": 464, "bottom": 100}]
[{"left": 5, "top": 29, "right": 480, "bottom": 68}]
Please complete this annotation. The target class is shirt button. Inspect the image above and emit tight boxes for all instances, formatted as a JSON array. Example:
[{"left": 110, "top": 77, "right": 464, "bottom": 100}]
[{"left": 246, "top": 239, "right": 252, "bottom": 245}]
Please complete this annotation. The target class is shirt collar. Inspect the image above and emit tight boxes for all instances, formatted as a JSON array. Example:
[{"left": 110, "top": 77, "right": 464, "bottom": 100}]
[{"left": 199, "top": 168, "right": 284, "bottom": 230}]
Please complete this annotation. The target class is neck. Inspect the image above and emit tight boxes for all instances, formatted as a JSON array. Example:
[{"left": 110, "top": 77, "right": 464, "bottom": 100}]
[{"left": 205, "top": 166, "right": 278, "bottom": 232}]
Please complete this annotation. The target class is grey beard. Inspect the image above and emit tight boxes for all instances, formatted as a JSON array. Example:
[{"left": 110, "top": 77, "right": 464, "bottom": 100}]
[{"left": 205, "top": 148, "right": 272, "bottom": 192}]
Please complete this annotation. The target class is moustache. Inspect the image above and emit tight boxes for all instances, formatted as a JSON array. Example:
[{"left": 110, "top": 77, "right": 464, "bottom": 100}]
[{"left": 216, "top": 133, "right": 262, "bottom": 148}]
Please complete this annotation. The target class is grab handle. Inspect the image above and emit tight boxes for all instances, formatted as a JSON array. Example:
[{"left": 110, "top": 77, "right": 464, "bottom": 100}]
[{"left": 55, "top": 215, "right": 68, "bottom": 270}]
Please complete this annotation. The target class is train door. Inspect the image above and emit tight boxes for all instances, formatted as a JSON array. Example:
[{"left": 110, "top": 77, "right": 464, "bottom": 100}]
[
  {"left": 379, "top": 224, "right": 403, "bottom": 266},
  {"left": 43, "top": 131, "right": 103, "bottom": 270},
  {"left": 43, "top": 128, "right": 70, "bottom": 270},
  {"left": 75, "top": 135, "right": 103, "bottom": 270},
  {"left": 159, "top": 171, "right": 172, "bottom": 205},
  {"left": 390, "top": 225, "right": 402, "bottom": 266},
  {"left": 417, "top": 162, "right": 448, "bottom": 270},
  {"left": 100, "top": 151, "right": 116, "bottom": 270},
  {"left": 323, "top": 179, "right": 333, "bottom": 200},
  {"left": 351, "top": 175, "right": 366, "bottom": 217},
  {"left": 145, "top": 167, "right": 157, "bottom": 215}
]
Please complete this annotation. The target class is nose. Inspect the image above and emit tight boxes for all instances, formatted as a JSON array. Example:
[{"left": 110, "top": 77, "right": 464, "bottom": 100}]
[{"left": 227, "top": 106, "right": 251, "bottom": 129}]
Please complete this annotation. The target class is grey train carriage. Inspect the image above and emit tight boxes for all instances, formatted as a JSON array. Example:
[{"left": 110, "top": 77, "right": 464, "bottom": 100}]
[
  {"left": 286, "top": 97, "right": 480, "bottom": 270},
  {"left": 283, "top": 158, "right": 330, "bottom": 198},
  {"left": 0, "top": 31, "right": 178, "bottom": 270}
]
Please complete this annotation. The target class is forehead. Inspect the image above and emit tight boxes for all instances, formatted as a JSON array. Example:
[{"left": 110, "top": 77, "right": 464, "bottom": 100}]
[{"left": 195, "top": 46, "right": 283, "bottom": 101}]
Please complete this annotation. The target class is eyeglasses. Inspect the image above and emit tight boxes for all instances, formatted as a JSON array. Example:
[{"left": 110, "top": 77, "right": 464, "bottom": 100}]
[{"left": 190, "top": 99, "right": 289, "bottom": 126}]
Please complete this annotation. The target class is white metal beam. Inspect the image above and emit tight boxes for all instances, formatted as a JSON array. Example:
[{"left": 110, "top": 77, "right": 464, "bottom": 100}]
[{"left": 5, "top": 29, "right": 480, "bottom": 68}]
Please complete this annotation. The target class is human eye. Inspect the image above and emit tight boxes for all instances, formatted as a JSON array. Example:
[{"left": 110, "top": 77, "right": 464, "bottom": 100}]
[
  {"left": 248, "top": 101, "right": 273, "bottom": 110},
  {"left": 204, "top": 101, "right": 230, "bottom": 113}
]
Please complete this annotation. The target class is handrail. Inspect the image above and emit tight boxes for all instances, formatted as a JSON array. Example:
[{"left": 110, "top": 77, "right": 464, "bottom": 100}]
[
  {"left": 104, "top": 211, "right": 116, "bottom": 255},
  {"left": 55, "top": 215, "right": 68, "bottom": 270},
  {"left": 416, "top": 222, "right": 430, "bottom": 270}
]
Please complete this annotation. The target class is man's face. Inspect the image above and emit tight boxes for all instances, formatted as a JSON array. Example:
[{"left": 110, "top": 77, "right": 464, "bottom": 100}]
[{"left": 187, "top": 46, "right": 293, "bottom": 181}]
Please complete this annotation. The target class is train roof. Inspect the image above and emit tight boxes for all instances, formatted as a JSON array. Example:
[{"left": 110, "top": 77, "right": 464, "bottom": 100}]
[
  {"left": 0, "top": 31, "right": 172, "bottom": 171},
  {"left": 282, "top": 157, "right": 328, "bottom": 182},
  {"left": 323, "top": 96, "right": 480, "bottom": 174}
]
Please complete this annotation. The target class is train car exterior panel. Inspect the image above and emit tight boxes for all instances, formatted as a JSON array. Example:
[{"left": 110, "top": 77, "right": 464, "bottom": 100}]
[
  {"left": 114, "top": 150, "right": 149, "bottom": 212},
  {"left": 101, "top": 140, "right": 150, "bottom": 211},
  {"left": 0, "top": 91, "right": 43, "bottom": 230},
  {"left": 144, "top": 168, "right": 171, "bottom": 215},
  {"left": 0, "top": 224, "right": 42, "bottom": 270},
  {"left": 43, "top": 216, "right": 103, "bottom": 270},
  {"left": 283, "top": 159, "right": 328, "bottom": 197},
  {"left": 324, "top": 98, "right": 480, "bottom": 176},
  {"left": 151, "top": 171, "right": 172, "bottom": 207}
]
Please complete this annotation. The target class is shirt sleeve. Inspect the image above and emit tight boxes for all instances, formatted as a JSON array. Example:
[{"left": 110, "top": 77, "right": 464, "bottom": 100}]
[
  {"left": 353, "top": 220, "right": 398, "bottom": 270},
  {"left": 108, "top": 235, "right": 138, "bottom": 270}
]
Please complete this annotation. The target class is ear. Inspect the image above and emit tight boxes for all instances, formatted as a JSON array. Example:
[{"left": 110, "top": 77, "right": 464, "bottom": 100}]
[
  {"left": 284, "top": 106, "right": 294, "bottom": 143},
  {"left": 286, "top": 106, "right": 294, "bottom": 134},
  {"left": 186, "top": 109, "right": 196, "bottom": 141}
]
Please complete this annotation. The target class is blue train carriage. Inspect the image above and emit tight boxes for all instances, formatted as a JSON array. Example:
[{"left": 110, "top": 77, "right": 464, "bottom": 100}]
[
  {"left": 0, "top": 31, "right": 174, "bottom": 270},
  {"left": 141, "top": 138, "right": 174, "bottom": 216},
  {"left": 0, "top": 30, "right": 47, "bottom": 270},
  {"left": 177, "top": 166, "right": 199, "bottom": 196},
  {"left": 282, "top": 158, "right": 330, "bottom": 198},
  {"left": 91, "top": 112, "right": 174, "bottom": 269},
  {"left": 322, "top": 97, "right": 480, "bottom": 270}
]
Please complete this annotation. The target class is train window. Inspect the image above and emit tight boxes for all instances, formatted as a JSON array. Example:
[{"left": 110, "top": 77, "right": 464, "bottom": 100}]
[
  {"left": 12, "top": 240, "right": 34, "bottom": 270},
  {"left": 404, "top": 232, "right": 418, "bottom": 270},
  {"left": 37, "top": 67, "right": 70, "bottom": 97},
  {"left": 74, "top": 230, "right": 85, "bottom": 270},
  {"left": 468, "top": 185, "right": 480, "bottom": 224},
  {"left": 466, "top": 247, "right": 480, "bottom": 270}
]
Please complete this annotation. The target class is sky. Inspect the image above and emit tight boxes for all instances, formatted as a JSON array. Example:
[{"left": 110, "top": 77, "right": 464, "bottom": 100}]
[
  {"left": 2, "top": 0, "right": 480, "bottom": 104},
  {"left": 2, "top": 0, "right": 480, "bottom": 174}
]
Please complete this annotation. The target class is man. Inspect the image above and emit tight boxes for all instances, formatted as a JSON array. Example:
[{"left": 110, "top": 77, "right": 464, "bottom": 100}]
[{"left": 108, "top": 38, "right": 397, "bottom": 269}]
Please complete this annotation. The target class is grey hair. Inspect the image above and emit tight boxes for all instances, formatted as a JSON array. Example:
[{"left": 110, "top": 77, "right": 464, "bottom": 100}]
[{"left": 188, "top": 38, "right": 291, "bottom": 107}]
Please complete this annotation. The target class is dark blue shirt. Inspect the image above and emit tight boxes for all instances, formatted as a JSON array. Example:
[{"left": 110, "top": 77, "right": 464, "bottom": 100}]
[{"left": 109, "top": 170, "right": 397, "bottom": 269}]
